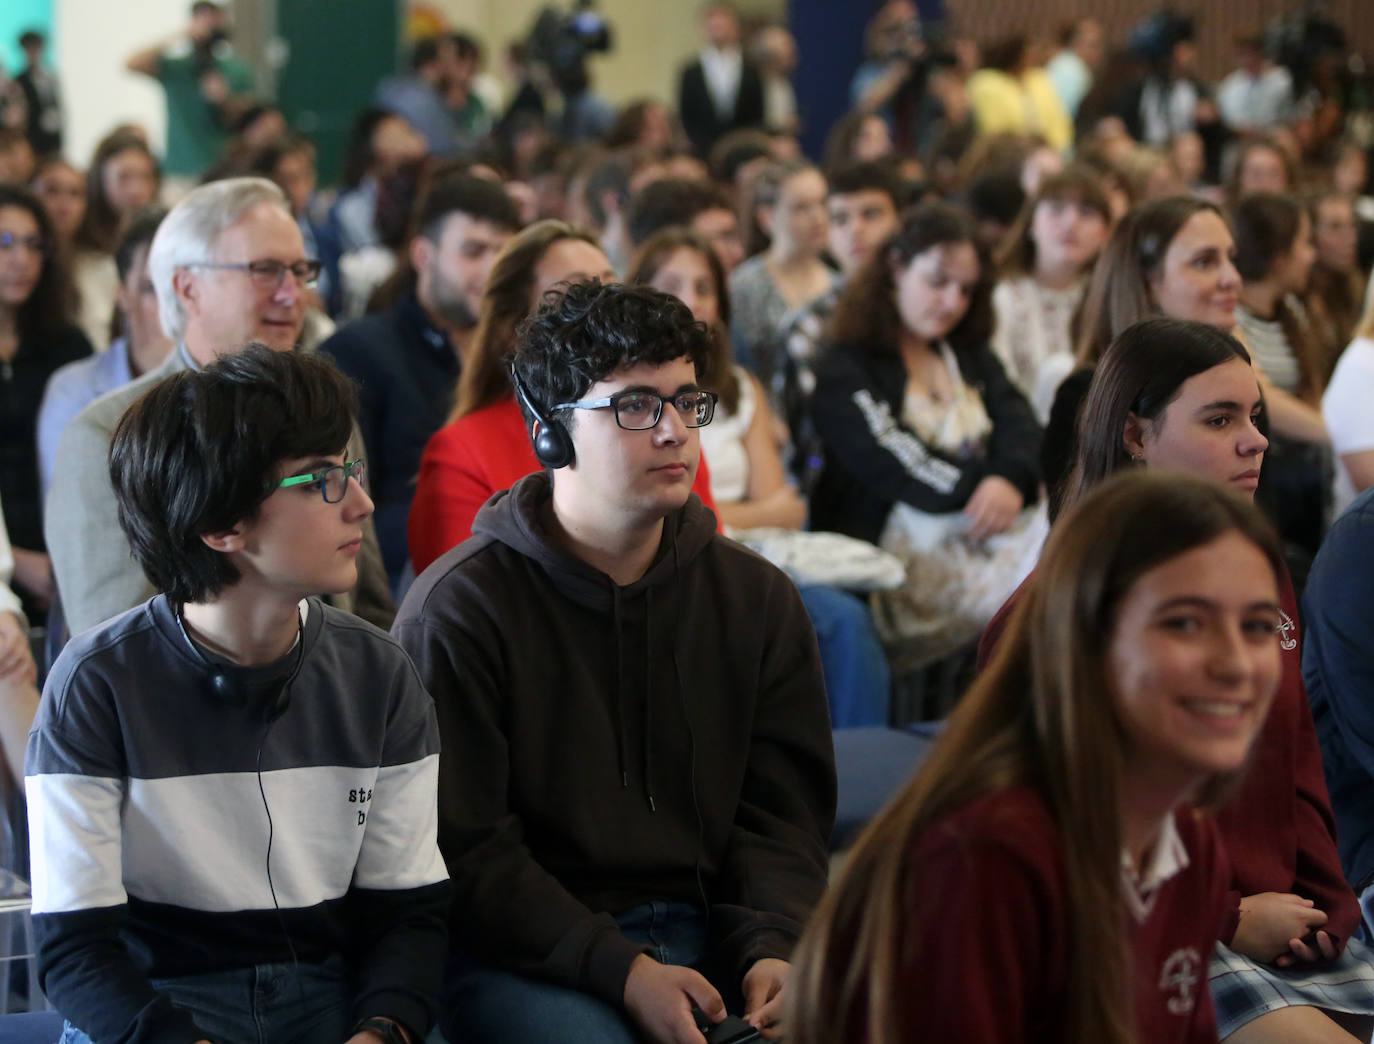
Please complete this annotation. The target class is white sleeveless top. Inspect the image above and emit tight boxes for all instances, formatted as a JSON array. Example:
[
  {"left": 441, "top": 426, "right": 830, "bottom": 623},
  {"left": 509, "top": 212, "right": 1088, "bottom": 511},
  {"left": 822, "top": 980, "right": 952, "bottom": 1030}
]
[{"left": 698, "top": 365, "right": 756, "bottom": 504}]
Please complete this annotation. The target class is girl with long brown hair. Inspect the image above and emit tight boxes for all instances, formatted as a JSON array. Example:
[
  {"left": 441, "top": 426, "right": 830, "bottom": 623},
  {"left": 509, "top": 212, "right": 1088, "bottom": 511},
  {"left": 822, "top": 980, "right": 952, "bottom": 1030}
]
[
  {"left": 789, "top": 469, "right": 1285, "bottom": 1044},
  {"left": 990, "top": 317, "right": 1374, "bottom": 1044},
  {"left": 810, "top": 202, "right": 1043, "bottom": 668},
  {"left": 70, "top": 130, "right": 160, "bottom": 350}
]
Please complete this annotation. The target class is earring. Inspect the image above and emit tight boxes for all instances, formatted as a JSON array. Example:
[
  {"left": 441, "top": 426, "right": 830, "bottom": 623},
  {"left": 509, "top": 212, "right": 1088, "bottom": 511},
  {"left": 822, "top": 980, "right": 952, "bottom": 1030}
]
[{"left": 1130, "top": 452, "right": 1144, "bottom": 464}]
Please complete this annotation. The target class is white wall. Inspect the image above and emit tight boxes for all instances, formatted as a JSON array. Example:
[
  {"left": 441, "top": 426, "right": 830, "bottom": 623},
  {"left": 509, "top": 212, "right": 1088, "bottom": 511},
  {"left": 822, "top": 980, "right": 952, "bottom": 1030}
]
[{"left": 56, "top": 0, "right": 188, "bottom": 169}]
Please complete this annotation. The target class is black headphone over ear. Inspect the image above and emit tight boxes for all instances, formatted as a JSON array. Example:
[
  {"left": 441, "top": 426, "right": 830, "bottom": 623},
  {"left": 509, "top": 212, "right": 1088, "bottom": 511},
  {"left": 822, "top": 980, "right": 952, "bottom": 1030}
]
[
  {"left": 174, "top": 604, "right": 307, "bottom": 723},
  {"left": 510, "top": 363, "right": 574, "bottom": 469}
]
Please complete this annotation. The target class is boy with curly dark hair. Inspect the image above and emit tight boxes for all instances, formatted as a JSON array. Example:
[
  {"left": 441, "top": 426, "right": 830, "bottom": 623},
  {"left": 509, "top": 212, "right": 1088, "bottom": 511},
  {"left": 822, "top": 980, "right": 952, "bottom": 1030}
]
[{"left": 393, "top": 281, "right": 835, "bottom": 1044}]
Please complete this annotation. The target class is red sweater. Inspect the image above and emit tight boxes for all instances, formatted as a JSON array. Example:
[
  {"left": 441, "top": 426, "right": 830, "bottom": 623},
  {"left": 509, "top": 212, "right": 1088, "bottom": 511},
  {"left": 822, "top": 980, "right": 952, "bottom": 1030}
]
[
  {"left": 891, "top": 786, "right": 1228, "bottom": 1042},
  {"left": 978, "top": 571, "right": 1360, "bottom": 950},
  {"left": 407, "top": 397, "right": 720, "bottom": 574}
]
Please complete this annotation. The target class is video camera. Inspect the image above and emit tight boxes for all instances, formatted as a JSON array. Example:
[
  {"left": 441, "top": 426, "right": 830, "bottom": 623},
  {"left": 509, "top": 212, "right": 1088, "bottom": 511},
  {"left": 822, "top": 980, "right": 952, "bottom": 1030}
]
[{"left": 525, "top": 0, "right": 613, "bottom": 94}]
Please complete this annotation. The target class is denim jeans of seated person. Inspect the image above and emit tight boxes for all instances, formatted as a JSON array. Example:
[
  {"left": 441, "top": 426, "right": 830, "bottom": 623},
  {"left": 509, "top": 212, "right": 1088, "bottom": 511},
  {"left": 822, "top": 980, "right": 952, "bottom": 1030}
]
[
  {"left": 60, "top": 954, "right": 351, "bottom": 1044},
  {"left": 440, "top": 900, "right": 711, "bottom": 1044}
]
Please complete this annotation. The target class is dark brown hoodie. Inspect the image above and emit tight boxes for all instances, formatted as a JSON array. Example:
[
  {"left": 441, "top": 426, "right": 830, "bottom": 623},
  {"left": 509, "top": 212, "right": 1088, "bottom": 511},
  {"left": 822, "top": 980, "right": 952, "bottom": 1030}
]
[{"left": 393, "top": 471, "right": 835, "bottom": 1007}]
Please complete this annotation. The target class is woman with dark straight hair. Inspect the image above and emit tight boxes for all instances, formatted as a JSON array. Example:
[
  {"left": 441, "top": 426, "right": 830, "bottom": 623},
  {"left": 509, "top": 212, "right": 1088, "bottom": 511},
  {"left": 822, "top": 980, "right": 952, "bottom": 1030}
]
[
  {"left": 70, "top": 130, "right": 160, "bottom": 349},
  {"left": 0, "top": 184, "right": 91, "bottom": 617},
  {"left": 990, "top": 316, "right": 1374, "bottom": 1044},
  {"left": 1233, "top": 193, "right": 1322, "bottom": 403},
  {"left": 789, "top": 469, "right": 1284, "bottom": 1044},
  {"left": 1231, "top": 191, "right": 1330, "bottom": 557}
]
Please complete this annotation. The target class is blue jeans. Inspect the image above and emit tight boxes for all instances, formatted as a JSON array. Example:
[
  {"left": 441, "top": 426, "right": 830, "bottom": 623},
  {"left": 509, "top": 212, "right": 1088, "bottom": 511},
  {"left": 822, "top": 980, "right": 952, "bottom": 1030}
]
[
  {"left": 61, "top": 956, "right": 351, "bottom": 1044},
  {"left": 440, "top": 901, "right": 708, "bottom": 1044},
  {"left": 798, "top": 585, "right": 891, "bottom": 728}
]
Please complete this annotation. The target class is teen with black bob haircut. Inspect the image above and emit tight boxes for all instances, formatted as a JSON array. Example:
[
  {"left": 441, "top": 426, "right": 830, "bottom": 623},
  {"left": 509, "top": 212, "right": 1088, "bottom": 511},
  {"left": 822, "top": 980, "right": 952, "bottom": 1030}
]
[{"left": 27, "top": 345, "right": 449, "bottom": 1044}]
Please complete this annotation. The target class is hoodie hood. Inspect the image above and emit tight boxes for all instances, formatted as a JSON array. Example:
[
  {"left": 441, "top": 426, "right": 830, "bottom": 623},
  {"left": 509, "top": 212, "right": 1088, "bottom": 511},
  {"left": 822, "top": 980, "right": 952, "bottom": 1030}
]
[{"left": 471, "top": 471, "right": 717, "bottom": 611}]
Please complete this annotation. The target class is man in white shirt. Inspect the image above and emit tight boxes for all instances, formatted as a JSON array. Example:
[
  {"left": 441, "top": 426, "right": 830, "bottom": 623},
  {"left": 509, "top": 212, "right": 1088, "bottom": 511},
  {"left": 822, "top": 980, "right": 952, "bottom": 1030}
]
[
  {"left": 678, "top": 3, "right": 765, "bottom": 157},
  {"left": 1217, "top": 35, "right": 1294, "bottom": 134}
]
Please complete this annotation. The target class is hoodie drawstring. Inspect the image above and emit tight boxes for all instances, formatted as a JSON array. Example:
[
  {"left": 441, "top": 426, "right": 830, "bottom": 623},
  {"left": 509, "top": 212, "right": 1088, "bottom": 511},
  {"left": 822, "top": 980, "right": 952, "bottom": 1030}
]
[
  {"left": 612, "top": 586, "right": 629, "bottom": 791},
  {"left": 643, "top": 588, "right": 656, "bottom": 813}
]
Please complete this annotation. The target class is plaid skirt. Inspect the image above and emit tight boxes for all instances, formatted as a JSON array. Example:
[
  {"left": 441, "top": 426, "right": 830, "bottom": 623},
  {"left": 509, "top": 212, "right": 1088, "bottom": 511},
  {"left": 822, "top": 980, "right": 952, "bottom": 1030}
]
[{"left": 1210, "top": 937, "right": 1374, "bottom": 1037}]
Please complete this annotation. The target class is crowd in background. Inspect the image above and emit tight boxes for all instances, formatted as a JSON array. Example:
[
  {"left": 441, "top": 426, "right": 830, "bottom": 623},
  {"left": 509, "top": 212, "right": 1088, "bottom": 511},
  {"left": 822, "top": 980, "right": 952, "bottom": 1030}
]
[{"left": 2, "top": 0, "right": 1374, "bottom": 1039}]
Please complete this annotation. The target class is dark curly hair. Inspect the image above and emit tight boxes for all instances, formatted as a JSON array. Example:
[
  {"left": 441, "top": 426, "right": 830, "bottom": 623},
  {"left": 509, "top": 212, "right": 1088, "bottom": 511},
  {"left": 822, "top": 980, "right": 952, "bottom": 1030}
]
[
  {"left": 511, "top": 281, "right": 713, "bottom": 439},
  {"left": 826, "top": 201, "right": 993, "bottom": 355},
  {"left": 109, "top": 345, "right": 358, "bottom": 605}
]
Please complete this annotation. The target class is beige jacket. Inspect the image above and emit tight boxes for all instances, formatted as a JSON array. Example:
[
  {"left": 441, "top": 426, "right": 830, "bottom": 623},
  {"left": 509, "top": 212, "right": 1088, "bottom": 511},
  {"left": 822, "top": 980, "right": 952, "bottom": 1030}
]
[{"left": 45, "top": 344, "right": 393, "bottom": 637}]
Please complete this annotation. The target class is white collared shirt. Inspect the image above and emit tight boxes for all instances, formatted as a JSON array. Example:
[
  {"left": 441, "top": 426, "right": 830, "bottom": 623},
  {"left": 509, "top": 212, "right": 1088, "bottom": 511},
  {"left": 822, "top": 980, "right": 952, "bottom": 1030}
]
[
  {"left": 700, "top": 46, "right": 743, "bottom": 121},
  {"left": 1121, "top": 811, "right": 1191, "bottom": 922}
]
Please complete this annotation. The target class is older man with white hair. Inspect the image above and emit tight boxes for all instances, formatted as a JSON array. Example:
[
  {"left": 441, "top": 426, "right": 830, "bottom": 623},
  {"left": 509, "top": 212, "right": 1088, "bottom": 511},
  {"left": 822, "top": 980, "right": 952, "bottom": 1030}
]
[{"left": 46, "top": 176, "right": 392, "bottom": 635}]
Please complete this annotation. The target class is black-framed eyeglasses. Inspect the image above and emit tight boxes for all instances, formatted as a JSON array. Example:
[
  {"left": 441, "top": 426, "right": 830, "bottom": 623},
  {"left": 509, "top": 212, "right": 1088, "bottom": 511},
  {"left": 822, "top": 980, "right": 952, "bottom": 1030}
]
[
  {"left": 186, "top": 259, "right": 322, "bottom": 290},
  {"left": 553, "top": 389, "right": 718, "bottom": 430},
  {"left": 278, "top": 459, "right": 366, "bottom": 503},
  {"left": 0, "top": 230, "right": 48, "bottom": 258}
]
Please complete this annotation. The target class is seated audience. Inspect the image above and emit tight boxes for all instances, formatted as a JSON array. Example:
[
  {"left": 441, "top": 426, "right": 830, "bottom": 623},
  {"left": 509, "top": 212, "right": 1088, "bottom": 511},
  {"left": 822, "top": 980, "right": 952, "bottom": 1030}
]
[
  {"left": 1323, "top": 295, "right": 1374, "bottom": 517},
  {"left": 393, "top": 281, "right": 834, "bottom": 1044},
  {"left": 375, "top": 36, "right": 465, "bottom": 159},
  {"left": 321, "top": 174, "right": 519, "bottom": 591},
  {"left": 0, "top": 500, "right": 37, "bottom": 791},
  {"left": 249, "top": 132, "right": 340, "bottom": 314},
  {"left": 1305, "top": 190, "right": 1365, "bottom": 374},
  {"left": 0, "top": 127, "right": 38, "bottom": 186},
  {"left": 1232, "top": 191, "right": 1329, "bottom": 555},
  {"left": 730, "top": 158, "right": 837, "bottom": 392},
  {"left": 822, "top": 110, "right": 893, "bottom": 173},
  {"left": 989, "top": 165, "right": 1110, "bottom": 422},
  {"left": 28, "top": 156, "right": 85, "bottom": 251},
  {"left": 0, "top": 185, "right": 92, "bottom": 620},
  {"left": 330, "top": 108, "right": 428, "bottom": 257},
  {"left": 625, "top": 176, "right": 745, "bottom": 274},
  {"left": 28, "top": 345, "right": 448, "bottom": 1044},
  {"left": 790, "top": 470, "right": 1283, "bottom": 1043},
  {"left": 37, "top": 206, "right": 172, "bottom": 499},
  {"left": 1225, "top": 137, "right": 1293, "bottom": 210},
  {"left": 631, "top": 227, "right": 890, "bottom": 726},
  {"left": 1234, "top": 193, "right": 1322, "bottom": 403},
  {"left": 1044, "top": 196, "right": 1326, "bottom": 516},
  {"left": 777, "top": 159, "right": 902, "bottom": 472},
  {"left": 47, "top": 177, "right": 391, "bottom": 635},
  {"left": 810, "top": 203, "right": 1042, "bottom": 668},
  {"left": 71, "top": 130, "right": 161, "bottom": 349},
  {"left": 966, "top": 35, "right": 1072, "bottom": 151},
  {"left": 990, "top": 317, "right": 1374, "bottom": 1043},
  {"left": 407, "top": 220, "right": 718, "bottom": 571}
]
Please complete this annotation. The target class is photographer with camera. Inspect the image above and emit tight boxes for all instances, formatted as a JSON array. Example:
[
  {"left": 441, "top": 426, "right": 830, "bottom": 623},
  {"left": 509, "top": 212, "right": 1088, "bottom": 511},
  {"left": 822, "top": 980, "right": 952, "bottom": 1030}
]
[{"left": 125, "top": 0, "right": 254, "bottom": 182}]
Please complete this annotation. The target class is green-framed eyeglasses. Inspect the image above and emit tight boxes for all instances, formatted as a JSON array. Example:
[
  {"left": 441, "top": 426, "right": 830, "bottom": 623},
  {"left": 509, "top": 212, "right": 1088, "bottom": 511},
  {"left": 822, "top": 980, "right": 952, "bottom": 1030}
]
[{"left": 278, "top": 460, "right": 366, "bottom": 503}]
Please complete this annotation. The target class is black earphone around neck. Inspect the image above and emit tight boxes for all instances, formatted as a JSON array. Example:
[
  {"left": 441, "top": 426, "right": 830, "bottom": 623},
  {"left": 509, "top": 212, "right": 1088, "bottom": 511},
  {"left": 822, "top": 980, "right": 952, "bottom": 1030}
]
[
  {"left": 174, "top": 603, "right": 308, "bottom": 722},
  {"left": 510, "top": 363, "right": 575, "bottom": 469}
]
